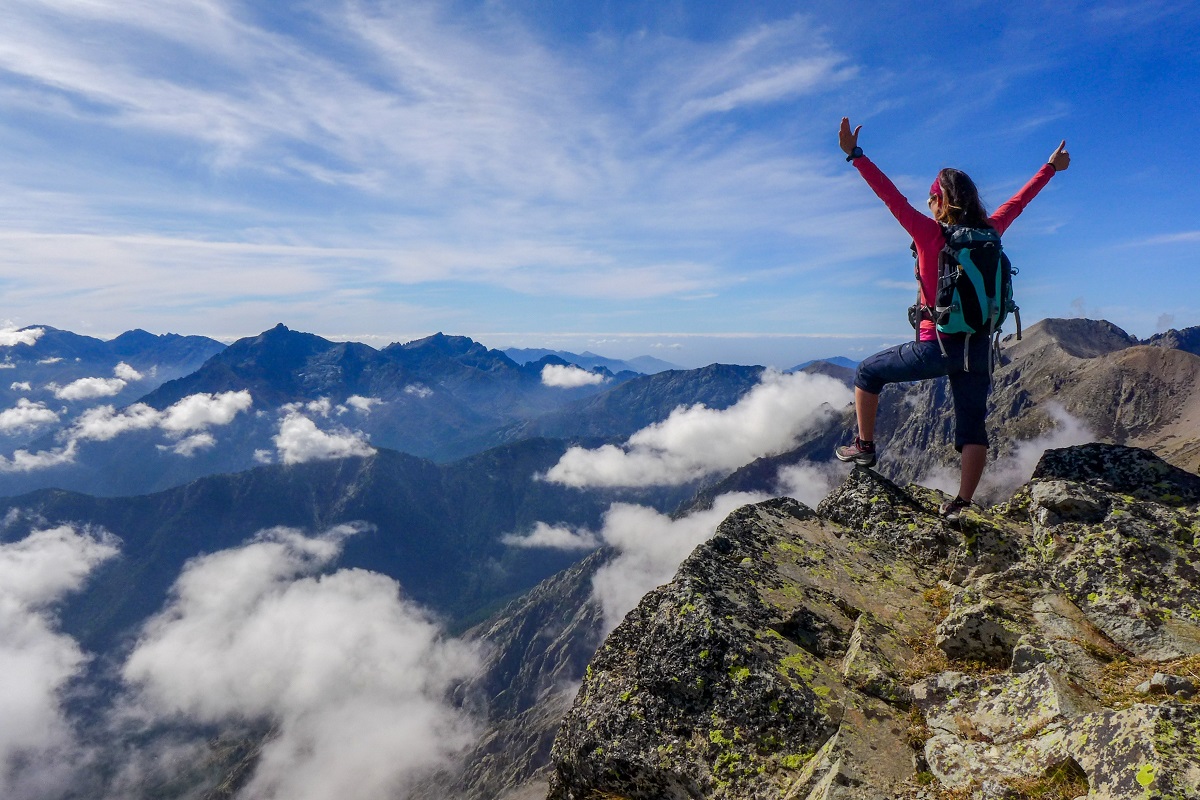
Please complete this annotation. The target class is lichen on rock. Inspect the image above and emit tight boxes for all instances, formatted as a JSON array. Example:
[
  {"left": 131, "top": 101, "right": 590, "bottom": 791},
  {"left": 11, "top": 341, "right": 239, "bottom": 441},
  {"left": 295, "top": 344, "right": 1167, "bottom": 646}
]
[{"left": 546, "top": 444, "right": 1200, "bottom": 800}]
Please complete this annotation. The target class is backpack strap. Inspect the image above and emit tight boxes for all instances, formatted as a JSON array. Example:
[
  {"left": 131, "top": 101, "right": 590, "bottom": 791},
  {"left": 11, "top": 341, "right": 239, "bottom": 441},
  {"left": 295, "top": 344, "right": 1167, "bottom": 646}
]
[{"left": 912, "top": 241, "right": 947, "bottom": 357}]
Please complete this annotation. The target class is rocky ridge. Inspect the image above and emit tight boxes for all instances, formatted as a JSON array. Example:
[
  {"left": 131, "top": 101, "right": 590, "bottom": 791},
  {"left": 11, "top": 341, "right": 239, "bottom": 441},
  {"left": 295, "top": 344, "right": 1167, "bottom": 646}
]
[{"left": 546, "top": 444, "right": 1200, "bottom": 799}]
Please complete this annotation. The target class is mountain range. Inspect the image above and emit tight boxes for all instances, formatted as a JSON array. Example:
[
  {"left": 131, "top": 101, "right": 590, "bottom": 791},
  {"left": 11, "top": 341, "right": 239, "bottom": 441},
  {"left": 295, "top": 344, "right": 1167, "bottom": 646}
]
[
  {"left": 504, "top": 347, "right": 680, "bottom": 375},
  {"left": 0, "top": 326, "right": 224, "bottom": 449},
  {"left": 2, "top": 325, "right": 732, "bottom": 497},
  {"left": 3, "top": 316, "right": 1200, "bottom": 799}
]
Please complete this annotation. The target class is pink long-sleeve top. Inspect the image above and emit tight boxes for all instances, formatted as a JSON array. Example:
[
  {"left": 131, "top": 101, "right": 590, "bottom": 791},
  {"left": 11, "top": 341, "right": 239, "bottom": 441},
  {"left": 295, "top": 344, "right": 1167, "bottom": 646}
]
[{"left": 853, "top": 156, "right": 1056, "bottom": 341}]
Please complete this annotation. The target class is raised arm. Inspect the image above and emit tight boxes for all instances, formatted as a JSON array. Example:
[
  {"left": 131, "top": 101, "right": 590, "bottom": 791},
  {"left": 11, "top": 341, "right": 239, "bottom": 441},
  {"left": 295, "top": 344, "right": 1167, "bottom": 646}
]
[
  {"left": 990, "top": 140, "right": 1070, "bottom": 235},
  {"left": 840, "top": 117, "right": 940, "bottom": 240}
]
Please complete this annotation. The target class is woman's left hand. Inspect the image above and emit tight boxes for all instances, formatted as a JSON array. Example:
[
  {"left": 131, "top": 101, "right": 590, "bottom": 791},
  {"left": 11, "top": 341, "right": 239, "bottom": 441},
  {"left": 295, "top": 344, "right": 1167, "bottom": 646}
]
[{"left": 839, "top": 117, "right": 862, "bottom": 156}]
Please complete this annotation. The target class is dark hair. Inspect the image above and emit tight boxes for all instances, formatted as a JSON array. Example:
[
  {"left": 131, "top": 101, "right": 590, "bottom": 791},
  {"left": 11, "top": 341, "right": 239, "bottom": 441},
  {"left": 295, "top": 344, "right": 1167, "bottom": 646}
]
[{"left": 934, "top": 168, "right": 990, "bottom": 228}]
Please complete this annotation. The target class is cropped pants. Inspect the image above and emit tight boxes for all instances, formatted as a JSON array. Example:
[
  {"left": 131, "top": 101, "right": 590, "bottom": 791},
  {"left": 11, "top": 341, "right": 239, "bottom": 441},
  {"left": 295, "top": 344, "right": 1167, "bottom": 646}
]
[{"left": 853, "top": 336, "right": 992, "bottom": 452}]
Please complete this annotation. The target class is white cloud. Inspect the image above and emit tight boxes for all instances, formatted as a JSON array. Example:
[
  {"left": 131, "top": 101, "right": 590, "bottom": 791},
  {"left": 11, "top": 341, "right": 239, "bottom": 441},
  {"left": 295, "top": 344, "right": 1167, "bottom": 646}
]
[
  {"left": 545, "top": 369, "right": 851, "bottom": 487},
  {"left": 508, "top": 492, "right": 768, "bottom": 632},
  {"left": 120, "top": 524, "right": 480, "bottom": 800},
  {"left": 254, "top": 448, "right": 274, "bottom": 464},
  {"left": 0, "top": 327, "right": 44, "bottom": 347},
  {"left": 69, "top": 403, "right": 162, "bottom": 442},
  {"left": 36, "top": 357, "right": 63, "bottom": 365},
  {"left": 273, "top": 414, "right": 375, "bottom": 465},
  {"left": 590, "top": 493, "right": 768, "bottom": 633},
  {"left": 70, "top": 391, "right": 252, "bottom": 443},
  {"left": 162, "top": 432, "right": 216, "bottom": 457},
  {"left": 914, "top": 403, "right": 1096, "bottom": 505},
  {"left": 775, "top": 460, "right": 845, "bottom": 509},
  {"left": 0, "top": 399, "right": 59, "bottom": 433},
  {"left": 502, "top": 522, "right": 599, "bottom": 550},
  {"left": 0, "top": 0, "right": 876, "bottom": 337},
  {"left": 0, "top": 390, "right": 257, "bottom": 472},
  {"left": 158, "top": 390, "right": 253, "bottom": 433},
  {"left": 343, "top": 395, "right": 383, "bottom": 414},
  {"left": 0, "top": 441, "right": 79, "bottom": 473},
  {"left": 283, "top": 398, "right": 334, "bottom": 418},
  {"left": 404, "top": 384, "right": 433, "bottom": 399},
  {"left": 0, "top": 525, "right": 120, "bottom": 798},
  {"left": 541, "top": 363, "right": 606, "bottom": 388},
  {"left": 52, "top": 376, "right": 126, "bottom": 401},
  {"left": 10, "top": 381, "right": 31, "bottom": 391},
  {"left": 113, "top": 362, "right": 143, "bottom": 381},
  {"left": 977, "top": 403, "right": 1096, "bottom": 503}
]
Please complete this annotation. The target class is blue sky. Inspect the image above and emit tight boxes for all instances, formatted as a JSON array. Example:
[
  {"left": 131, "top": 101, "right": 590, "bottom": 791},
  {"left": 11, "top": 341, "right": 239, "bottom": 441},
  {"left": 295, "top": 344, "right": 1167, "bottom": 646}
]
[{"left": 0, "top": 0, "right": 1196, "bottom": 368}]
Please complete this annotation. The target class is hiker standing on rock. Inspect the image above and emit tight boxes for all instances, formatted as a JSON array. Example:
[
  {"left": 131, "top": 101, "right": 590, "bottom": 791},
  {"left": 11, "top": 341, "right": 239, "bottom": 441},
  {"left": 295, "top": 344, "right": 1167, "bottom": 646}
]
[{"left": 834, "top": 117, "right": 1070, "bottom": 520}]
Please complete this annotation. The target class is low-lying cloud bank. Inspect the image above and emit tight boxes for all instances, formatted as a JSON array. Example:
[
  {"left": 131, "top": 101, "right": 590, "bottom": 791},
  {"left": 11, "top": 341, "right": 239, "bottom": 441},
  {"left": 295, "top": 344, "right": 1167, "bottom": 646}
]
[
  {"left": 0, "top": 521, "right": 482, "bottom": 800},
  {"left": 509, "top": 467, "right": 840, "bottom": 636},
  {"left": 507, "top": 451, "right": 846, "bottom": 634},
  {"left": 119, "top": 524, "right": 480, "bottom": 800},
  {"left": 916, "top": 402, "right": 1095, "bottom": 504},
  {"left": 588, "top": 492, "right": 768, "bottom": 633},
  {"left": 544, "top": 369, "right": 850, "bottom": 487},
  {"left": 0, "top": 390, "right": 387, "bottom": 472},
  {"left": 0, "top": 525, "right": 120, "bottom": 799}
]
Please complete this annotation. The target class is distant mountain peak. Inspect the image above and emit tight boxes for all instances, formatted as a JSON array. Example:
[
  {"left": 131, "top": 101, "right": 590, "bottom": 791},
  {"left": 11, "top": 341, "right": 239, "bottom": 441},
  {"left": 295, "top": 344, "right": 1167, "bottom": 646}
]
[
  {"left": 1022, "top": 318, "right": 1137, "bottom": 358},
  {"left": 403, "top": 332, "right": 481, "bottom": 352}
]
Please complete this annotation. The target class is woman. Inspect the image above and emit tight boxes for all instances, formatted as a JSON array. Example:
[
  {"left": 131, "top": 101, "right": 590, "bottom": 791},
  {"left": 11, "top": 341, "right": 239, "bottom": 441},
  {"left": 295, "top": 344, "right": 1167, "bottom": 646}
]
[{"left": 834, "top": 117, "right": 1070, "bottom": 520}]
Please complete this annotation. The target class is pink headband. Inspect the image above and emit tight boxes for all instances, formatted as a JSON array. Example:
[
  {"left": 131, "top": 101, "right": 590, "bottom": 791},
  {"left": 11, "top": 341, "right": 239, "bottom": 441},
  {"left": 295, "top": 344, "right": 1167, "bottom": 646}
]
[{"left": 929, "top": 176, "right": 943, "bottom": 198}]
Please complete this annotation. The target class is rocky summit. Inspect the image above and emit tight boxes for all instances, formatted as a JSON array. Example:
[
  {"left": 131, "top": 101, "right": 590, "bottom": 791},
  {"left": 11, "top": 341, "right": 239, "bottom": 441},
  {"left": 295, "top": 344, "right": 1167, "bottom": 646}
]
[{"left": 546, "top": 444, "right": 1200, "bottom": 800}]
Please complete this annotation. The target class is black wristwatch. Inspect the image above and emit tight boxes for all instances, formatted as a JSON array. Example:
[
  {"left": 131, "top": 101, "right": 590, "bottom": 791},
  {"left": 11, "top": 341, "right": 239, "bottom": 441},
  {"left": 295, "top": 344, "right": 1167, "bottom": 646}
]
[{"left": 846, "top": 146, "right": 863, "bottom": 162}]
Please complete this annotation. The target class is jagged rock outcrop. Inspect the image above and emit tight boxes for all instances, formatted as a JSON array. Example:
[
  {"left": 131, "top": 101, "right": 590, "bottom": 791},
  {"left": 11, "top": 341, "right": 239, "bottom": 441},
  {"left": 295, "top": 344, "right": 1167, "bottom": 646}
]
[{"left": 547, "top": 444, "right": 1200, "bottom": 799}]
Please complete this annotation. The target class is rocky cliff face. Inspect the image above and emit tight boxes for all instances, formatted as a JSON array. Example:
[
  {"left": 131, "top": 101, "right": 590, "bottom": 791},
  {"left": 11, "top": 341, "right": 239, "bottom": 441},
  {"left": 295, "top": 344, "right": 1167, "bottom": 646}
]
[{"left": 546, "top": 444, "right": 1200, "bottom": 799}]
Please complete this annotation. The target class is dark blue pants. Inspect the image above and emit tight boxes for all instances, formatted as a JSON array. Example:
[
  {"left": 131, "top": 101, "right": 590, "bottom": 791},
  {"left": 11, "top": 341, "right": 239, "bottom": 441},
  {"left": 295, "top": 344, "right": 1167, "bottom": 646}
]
[{"left": 854, "top": 336, "right": 992, "bottom": 451}]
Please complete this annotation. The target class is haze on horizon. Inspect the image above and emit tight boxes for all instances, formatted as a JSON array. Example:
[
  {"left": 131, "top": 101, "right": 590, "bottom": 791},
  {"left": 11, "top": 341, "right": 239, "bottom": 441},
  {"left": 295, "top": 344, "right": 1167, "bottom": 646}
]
[{"left": 1, "top": 1, "right": 1197, "bottom": 368}]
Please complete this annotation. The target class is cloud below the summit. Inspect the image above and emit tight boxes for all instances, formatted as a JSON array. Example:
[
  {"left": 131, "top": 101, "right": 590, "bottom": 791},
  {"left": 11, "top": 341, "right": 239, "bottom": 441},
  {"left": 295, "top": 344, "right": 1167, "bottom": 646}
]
[
  {"left": 588, "top": 493, "right": 769, "bottom": 633},
  {"left": 541, "top": 363, "right": 606, "bottom": 388},
  {"left": 545, "top": 369, "right": 851, "bottom": 487},
  {"left": 50, "top": 362, "right": 145, "bottom": 401},
  {"left": 915, "top": 402, "right": 1096, "bottom": 504},
  {"left": 120, "top": 524, "right": 480, "bottom": 800},
  {"left": 502, "top": 521, "right": 600, "bottom": 550},
  {"left": 53, "top": 377, "right": 127, "bottom": 401},
  {"left": 272, "top": 413, "right": 376, "bottom": 464},
  {"left": 0, "top": 398, "right": 60, "bottom": 433},
  {"left": 0, "top": 525, "right": 120, "bottom": 799},
  {"left": 0, "top": 390, "right": 253, "bottom": 472}
]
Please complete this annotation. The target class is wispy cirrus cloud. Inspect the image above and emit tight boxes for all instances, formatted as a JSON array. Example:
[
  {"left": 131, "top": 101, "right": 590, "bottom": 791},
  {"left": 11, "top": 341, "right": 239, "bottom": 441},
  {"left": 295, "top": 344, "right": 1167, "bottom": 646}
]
[{"left": 0, "top": 1, "right": 863, "bottom": 339}]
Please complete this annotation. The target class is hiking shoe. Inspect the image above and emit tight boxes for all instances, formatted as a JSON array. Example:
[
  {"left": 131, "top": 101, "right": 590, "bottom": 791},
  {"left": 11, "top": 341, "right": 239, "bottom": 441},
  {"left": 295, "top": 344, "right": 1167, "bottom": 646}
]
[
  {"left": 939, "top": 496, "right": 973, "bottom": 522},
  {"left": 834, "top": 438, "right": 877, "bottom": 468}
]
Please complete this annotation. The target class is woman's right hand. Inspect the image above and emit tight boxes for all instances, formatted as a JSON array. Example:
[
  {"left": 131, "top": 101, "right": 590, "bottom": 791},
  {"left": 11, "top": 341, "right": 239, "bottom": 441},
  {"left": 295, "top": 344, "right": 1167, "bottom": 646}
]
[
  {"left": 840, "top": 117, "right": 862, "bottom": 156},
  {"left": 1048, "top": 140, "right": 1070, "bottom": 171}
]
